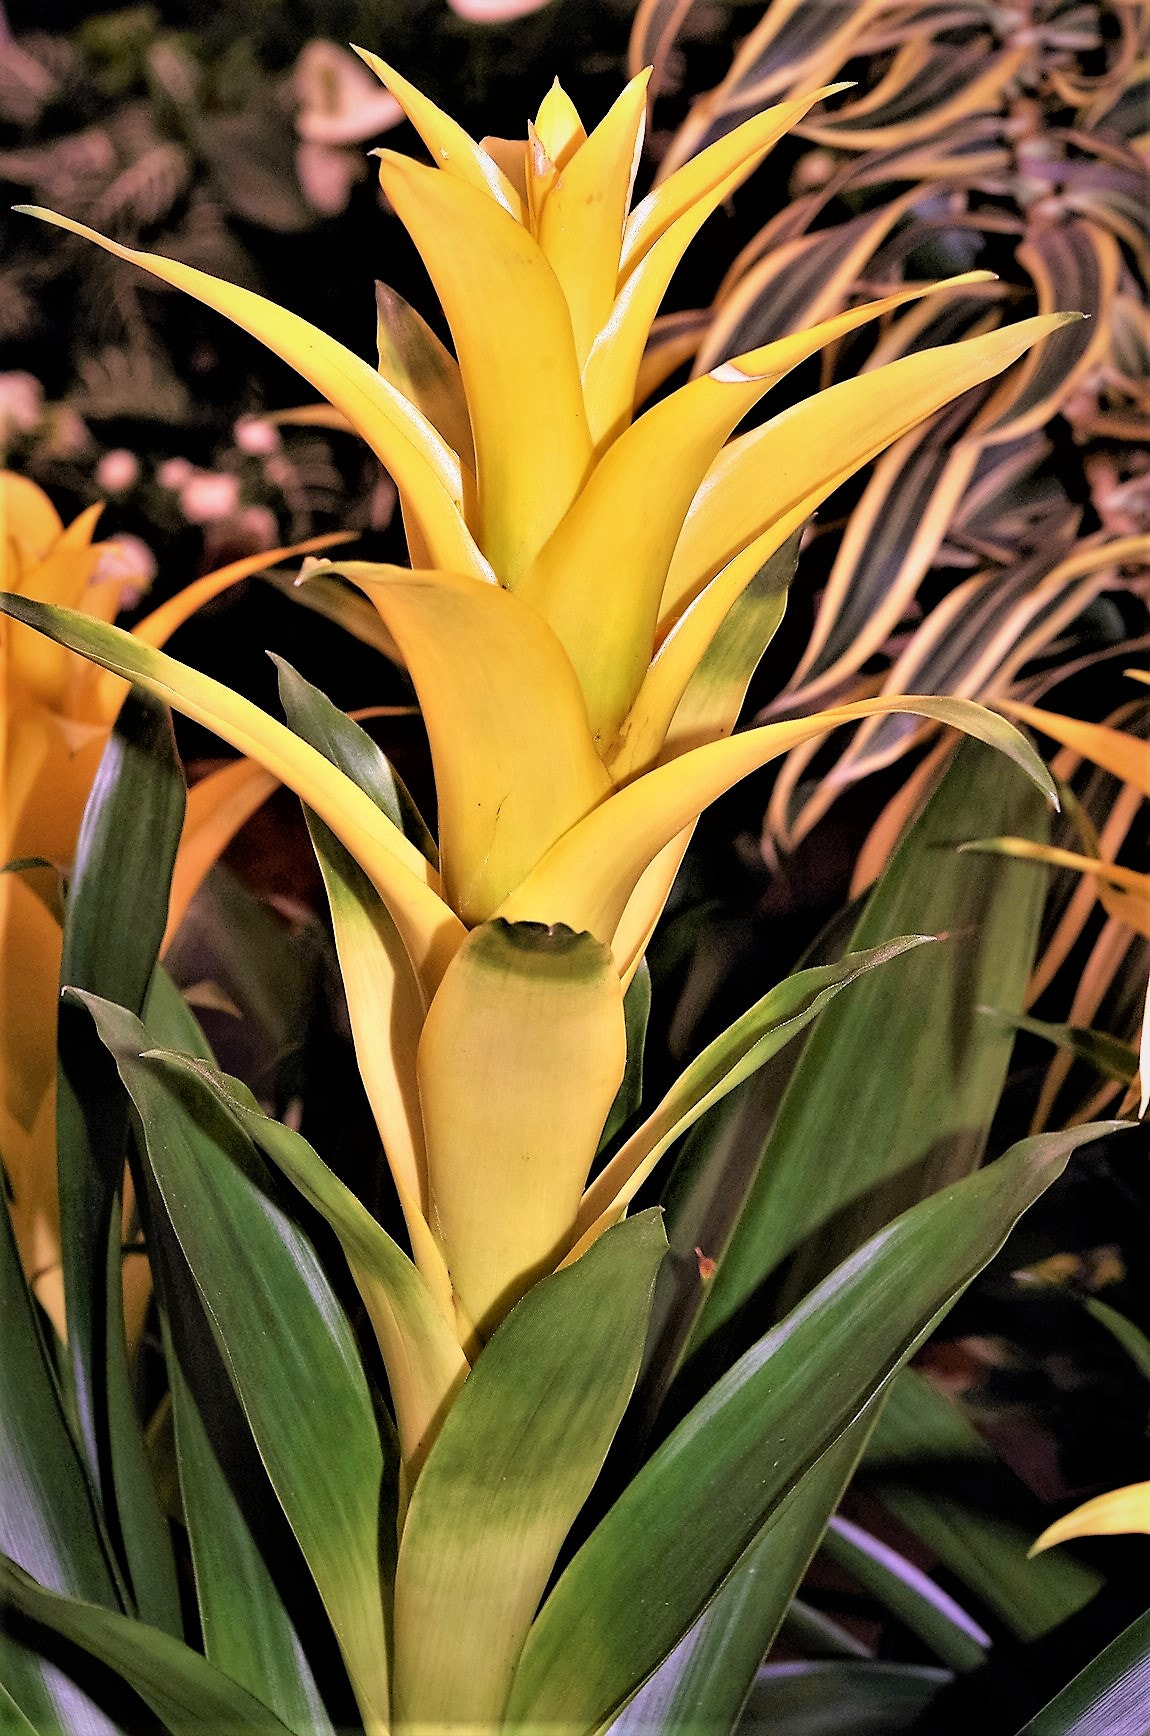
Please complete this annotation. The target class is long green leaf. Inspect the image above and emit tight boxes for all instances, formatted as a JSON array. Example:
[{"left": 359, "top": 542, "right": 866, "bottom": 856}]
[
  {"left": 146, "top": 1045, "right": 467, "bottom": 1477},
  {"left": 739, "top": 1661, "right": 951, "bottom": 1734},
  {"left": 506, "top": 1124, "right": 1118, "bottom": 1733},
  {"left": 55, "top": 691, "right": 184, "bottom": 1636},
  {"left": 606, "top": 1414, "right": 875, "bottom": 1736},
  {"left": 0, "top": 1555, "right": 297, "bottom": 1735},
  {"left": 78, "top": 992, "right": 394, "bottom": 1735},
  {"left": 860, "top": 1370, "right": 1102, "bottom": 1640},
  {"left": 684, "top": 738, "right": 1051, "bottom": 1370},
  {"left": 820, "top": 1516, "right": 989, "bottom": 1672},
  {"left": 1085, "top": 1299, "right": 1150, "bottom": 1382},
  {"left": 1018, "top": 1606, "right": 1150, "bottom": 1733},
  {"left": 0, "top": 1186, "right": 121, "bottom": 1732},
  {"left": 394, "top": 1212, "right": 667, "bottom": 1730}
]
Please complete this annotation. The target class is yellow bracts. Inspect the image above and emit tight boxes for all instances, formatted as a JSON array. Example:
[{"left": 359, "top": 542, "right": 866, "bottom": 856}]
[
  {"left": 9, "top": 67, "right": 1075, "bottom": 1362},
  {"left": 0, "top": 471, "right": 340, "bottom": 1332}
]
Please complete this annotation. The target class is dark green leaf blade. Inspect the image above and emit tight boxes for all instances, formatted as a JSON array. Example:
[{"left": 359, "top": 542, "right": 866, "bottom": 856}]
[
  {"left": 78, "top": 992, "right": 394, "bottom": 1732},
  {"left": 0, "top": 1555, "right": 296, "bottom": 1735},
  {"left": 55, "top": 691, "right": 185, "bottom": 1636},
  {"left": 507, "top": 1125, "right": 1118, "bottom": 1733},
  {"left": 1018, "top": 1607, "right": 1150, "bottom": 1734},
  {"left": 686, "top": 737, "right": 1051, "bottom": 1366}
]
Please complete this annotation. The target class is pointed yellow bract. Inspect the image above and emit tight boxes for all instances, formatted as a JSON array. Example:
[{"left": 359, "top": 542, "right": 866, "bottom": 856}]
[{"left": 13, "top": 62, "right": 1079, "bottom": 1367}]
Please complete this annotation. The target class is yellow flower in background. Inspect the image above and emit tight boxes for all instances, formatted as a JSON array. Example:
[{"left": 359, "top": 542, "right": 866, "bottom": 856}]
[
  {"left": 7, "top": 65, "right": 1075, "bottom": 1407},
  {"left": 0, "top": 470, "right": 340, "bottom": 1331}
]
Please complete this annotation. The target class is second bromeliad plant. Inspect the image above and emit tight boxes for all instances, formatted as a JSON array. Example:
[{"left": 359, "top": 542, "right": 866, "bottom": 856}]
[{"left": 0, "top": 56, "right": 1124, "bottom": 1735}]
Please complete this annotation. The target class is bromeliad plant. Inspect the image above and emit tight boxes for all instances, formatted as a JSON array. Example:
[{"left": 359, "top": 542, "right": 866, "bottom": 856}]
[{"left": 0, "top": 58, "right": 1126, "bottom": 1736}]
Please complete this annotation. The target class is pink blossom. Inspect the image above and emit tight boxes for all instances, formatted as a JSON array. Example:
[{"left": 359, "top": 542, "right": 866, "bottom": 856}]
[
  {"left": 94, "top": 534, "right": 157, "bottom": 607},
  {"left": 157, "top": 456, "right": 194, "bottom": 490},
  {"left": 180, "top": 471, "right": 241, "bottom": 524},
  {"left": 0, "top": 371, "right": 43, "bottom": 438},
  {"left": 95, "top": 448, "right": 139, "bottom": 493},
  {"left": 294, "top": 41, "right": 402, "bottom": 146},
  {"left": 234, "top": 415, "right": 281, "bottom": 457}
]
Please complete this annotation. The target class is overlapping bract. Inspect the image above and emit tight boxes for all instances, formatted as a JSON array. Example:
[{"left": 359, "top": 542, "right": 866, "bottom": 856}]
[{"left": 7, "top": 64, "right": 1072, "bottom": 1355}]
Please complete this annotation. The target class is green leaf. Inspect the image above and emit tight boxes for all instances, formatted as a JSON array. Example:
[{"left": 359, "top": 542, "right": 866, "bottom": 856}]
[
  {"left": 55, "top": 691, "right": 184, "bottom": 1636},
  {"left": 275, "top": 654, "right": 437, "bottom": 864},
  {"left": 1018, "top": 1606, "right": 1150, "bottom": 1733},
  {"left": 0, "top": 1185, "right": 121, "bottom": 1732},
  {"left": 394, "top": 1211, "right": 667, "bottom": 1730},
  {"left": 860, "top": 1370, "right": 1102, "bottom": 1641},
  {"left": 506, "top": 1124, "right": 1118, "bottom": 1733},
  {"left": 819, "top": 1516, "right": 989, "bottom": 1672},
  {"left": 0, "top": 1555, "right": 297, "bottom": 1734},
  {"left": 606, "top": 1414, "right": 875, "bottom": 1736},
  {"left": 577, "top": 937, "right": 932, "bottom": 1244},
  {"left": 685, "top": 738, "right": 1051, "bottom": 1368},
  {"left": 739, "top": 1661, "right": 951, "bottom": 1735},
  {"left": 1084, "top": 1298, "right": 1150, "bottom": 1383},
  {"left": 146, "top": 1044, "right": 467, "bottom": 1480},
  {"left": 600, "top": 960, "right": 652, "bottom": 1150},
  {"left": 77, "top": 992, "right": 394, "bottom": 1733},
  {"left": 983, "top": 1011, "right": 1137, "bottom": 1085}
]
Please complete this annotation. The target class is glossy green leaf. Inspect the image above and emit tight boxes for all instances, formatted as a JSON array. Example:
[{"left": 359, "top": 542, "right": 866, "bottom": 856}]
[
  {"left": 820, "top": 1516, "right": 989, "bottom": 1672},
  {"left": 147, "top": 1043, "right": 466, "bottom": 1479},
  {"left": 686, "top": 739, "right": 1051, "bottom": 1364},
  {"left": 0, "top": 1555, "right": 297, "bottom": 1735},
  {"left": 860, "top": 1370, "right": 1102, "bottom": 1641},
  {"left": 576, "top": 937, "right": 932, "bottom": 1248},
  {"left": 0, "top": 1184, "right": 121, "bottom": 1733},
  {"left": 607, "top": 1414, "right": 874, "bottom": 1736},
  {"left": 506, "top": 1124, "right": 1116, "bottom": 1733},
  {"left": 987, "top": 1011, "right": 1138, "bottom": 1085},
  {"left": 394, "top": 1211, "right": 667, "bottom": 1731},
  {"left": 1018, "top": 1606, "right": 1150, "bottom": 1734},
  {"left": 1084, "top": 1298, "right": 1150, "bottom": 1383},
  {"left": 600, "top": 960, "right": 652, "bottom": 1150},
  {"left": 55, "top": 691, "right": 184, "bottom": 1636},
  {"left": 78, "top": 993, "right": 394, "bottom": 1733},
  {"left": 739, "top": 1661, "right": 951, "bottom": 1735},
  {"left": 274, "top": 655, "right": 437, "bottom": 864}
]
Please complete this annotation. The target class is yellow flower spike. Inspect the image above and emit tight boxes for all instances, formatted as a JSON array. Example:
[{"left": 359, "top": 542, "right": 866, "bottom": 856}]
[
  {"left": 581, "top": 88, "right": 841, "bottom": 447},
  {"left": 417, "top": 919, "right": 626, "bottom": 1337},
  {"left": 0, "top": 471, "right": 63, "bottom": 562},
  {"left": 0, "top": 595, "right": 467, "bottom": 997},
  {"left": 533, "top": 79, "right": 587, "bottom": 168},
  {"left": 1032, "top": 1482, "right": 1150, "bottom": 1554},
  {"left": 535, "top": 71, "right": 650, "bottom": 366},
  {"left": 352, "top": 48, "right": 525, "bottom": 222},
  {"left": 374, "top": 153, "right": 593, "bottom": 588},
  {"left": 620, "top": 84, "right": 849, "bottom": 277},
  {"left": 375, "top": 283, "right": 475, "bottom": 474},
  {"left": 16, "top": 209, "right": 492, "bottom": 584},
  {"left": 323, "top": 562, "right": 611, "bottom": 924},
  {"left": 527, "top": 272, "right": 995, "bottom": 752},
  {"left": 497, "top": 695, "right": 1055, "bottom": 956},
  {"left": 618, "top": 315, "right": 1082, "bottom": 774}
]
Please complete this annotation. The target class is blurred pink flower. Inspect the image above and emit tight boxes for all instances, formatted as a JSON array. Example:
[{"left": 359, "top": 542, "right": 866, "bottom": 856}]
[
  {"left": 0, "top": 371, "right": 43, "bottom": 440},
  {"left": 295, "top": 140, "right": 363, "bottom": 216},
  {"left": 294, "top": 41, "right": 402, "bottom": 146},
  {"left": 95, "top": 448, "right": 139, "bottom": 493},
  {"left": 180, "top": 470, "right": 241, "bottom": 524},
  {"left": 234, "top": 415, "right": 281, "bottom": 457},
  {"left": 446, "top": 0, "right": 554, "bottom": 19},
  {"left": 94, "top": 534, "right": 157, "bottom": 608},
  {"left": 157, "top": 456, "right": 194, "bottom": 490},
  {"left": 235, "top": 504, "right": 279, "bottom": 549}
]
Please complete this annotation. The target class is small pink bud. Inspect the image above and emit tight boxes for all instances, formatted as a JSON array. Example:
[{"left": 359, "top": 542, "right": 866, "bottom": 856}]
[
  {"left": 95, "top": 448, "right": 139, "bottom": 494},
  {"left": 180, "top": 470, "right": 241, "bottom": 524}
]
